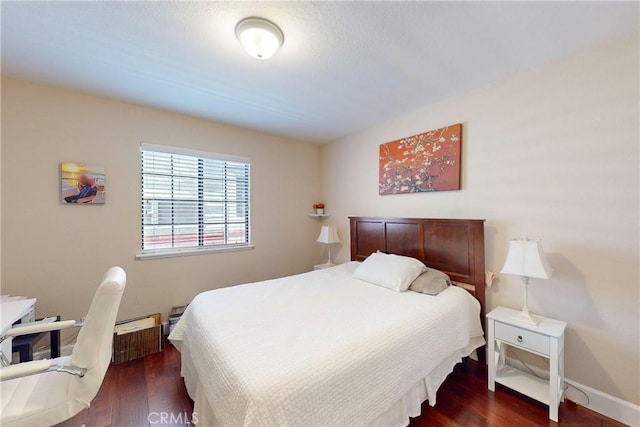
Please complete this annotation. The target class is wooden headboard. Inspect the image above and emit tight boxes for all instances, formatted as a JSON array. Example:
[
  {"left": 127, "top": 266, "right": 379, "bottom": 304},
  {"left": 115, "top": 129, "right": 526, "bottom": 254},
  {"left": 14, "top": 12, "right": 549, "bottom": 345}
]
[{"left": 349, "top": 217, "right": 486, "bottom": 351}]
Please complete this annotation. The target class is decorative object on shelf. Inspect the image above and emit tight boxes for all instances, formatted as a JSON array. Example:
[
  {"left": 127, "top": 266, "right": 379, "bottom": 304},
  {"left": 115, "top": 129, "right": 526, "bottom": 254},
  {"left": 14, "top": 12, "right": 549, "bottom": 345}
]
[
  {"left": 313, "top": 203, "right": 325, "bottom": 215},
  {"left": 379, "top": 123, "right": 462, "bottom": 195},
  {"left": 235, "top": 17, "right": 284, "bottom": 60},
  {"left": 316, "top": 225, "right": 341, "bottom": 267},
  {"left": 61, "top": 162, "right": 106, "bottom": 204},
  {"left": 500, "top": 237, "right": 553, "bottom": 325}
]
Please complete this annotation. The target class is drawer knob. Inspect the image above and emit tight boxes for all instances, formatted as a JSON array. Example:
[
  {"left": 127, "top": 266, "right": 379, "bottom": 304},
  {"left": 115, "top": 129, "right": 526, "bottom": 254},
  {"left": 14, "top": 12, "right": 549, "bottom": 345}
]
[{"left": 517, "top": 335, "right": 523, "bottom": 343}]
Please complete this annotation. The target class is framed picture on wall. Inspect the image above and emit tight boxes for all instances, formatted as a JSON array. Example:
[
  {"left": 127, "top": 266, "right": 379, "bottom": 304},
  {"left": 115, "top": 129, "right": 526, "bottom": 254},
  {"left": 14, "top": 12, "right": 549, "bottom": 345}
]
[
  {"left": 379, "top": 123, "right": 462, "bottom": 195},
  {"left": 61, "top": 162, "right": 106, "bottom": 204}
]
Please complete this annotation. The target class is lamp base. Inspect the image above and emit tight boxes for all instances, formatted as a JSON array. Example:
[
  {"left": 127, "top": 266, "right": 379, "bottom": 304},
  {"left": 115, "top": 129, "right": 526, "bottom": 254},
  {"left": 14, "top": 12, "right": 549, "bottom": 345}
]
[
  {"left": 314, "top": 263, "right": 335, "bottom": 270},
  {"left": 512, "top": 310, "right": 542, "bottom": 326}
]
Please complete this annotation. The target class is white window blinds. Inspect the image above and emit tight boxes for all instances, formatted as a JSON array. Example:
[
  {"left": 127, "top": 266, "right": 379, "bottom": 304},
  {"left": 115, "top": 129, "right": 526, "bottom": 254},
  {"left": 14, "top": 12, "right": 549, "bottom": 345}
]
[{"left": 140, "top": 143, "right": 250, "bottom": 255}]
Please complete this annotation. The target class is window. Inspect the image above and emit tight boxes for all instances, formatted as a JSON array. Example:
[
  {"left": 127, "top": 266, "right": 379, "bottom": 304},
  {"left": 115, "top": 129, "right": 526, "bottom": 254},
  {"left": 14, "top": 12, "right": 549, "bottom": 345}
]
[{"left": 140, "top": 143, "right": 251, "bottom": 257}]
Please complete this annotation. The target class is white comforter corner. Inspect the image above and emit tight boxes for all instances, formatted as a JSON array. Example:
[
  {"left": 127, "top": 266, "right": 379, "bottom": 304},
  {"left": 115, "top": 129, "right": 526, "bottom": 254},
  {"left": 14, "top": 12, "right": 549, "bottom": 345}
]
[{"left": 170, "top": 262, "right": 485, "bottom": 426}]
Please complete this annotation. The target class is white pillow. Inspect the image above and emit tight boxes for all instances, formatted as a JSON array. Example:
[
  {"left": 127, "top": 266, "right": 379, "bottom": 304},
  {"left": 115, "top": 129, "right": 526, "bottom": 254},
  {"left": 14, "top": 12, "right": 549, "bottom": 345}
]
[{"left": 353, "top": 252, "right": 427, "bottom": 292}]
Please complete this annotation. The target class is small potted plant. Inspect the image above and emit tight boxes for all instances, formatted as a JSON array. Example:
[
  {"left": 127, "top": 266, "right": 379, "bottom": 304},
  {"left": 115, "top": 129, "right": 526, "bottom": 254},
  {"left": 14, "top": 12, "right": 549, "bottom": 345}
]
[{"left": 313, "top": 203, "right": 325, "bottom": 215}]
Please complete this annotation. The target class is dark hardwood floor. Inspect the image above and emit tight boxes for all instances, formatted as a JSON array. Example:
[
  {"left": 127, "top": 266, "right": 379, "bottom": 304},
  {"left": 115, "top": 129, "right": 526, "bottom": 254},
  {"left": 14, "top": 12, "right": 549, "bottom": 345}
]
[
  {"left": 56, "top": 342, "right": 193, "bottom": 427},
  {"left": 58, "top": 342, "right": 624, "bottom": 427}
]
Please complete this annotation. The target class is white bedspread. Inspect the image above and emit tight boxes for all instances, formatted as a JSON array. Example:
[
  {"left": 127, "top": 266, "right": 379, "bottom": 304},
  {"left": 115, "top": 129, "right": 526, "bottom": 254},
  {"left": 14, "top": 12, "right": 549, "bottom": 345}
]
[{"left": 170, "top": 262, "right": 484, "bottom": 426}]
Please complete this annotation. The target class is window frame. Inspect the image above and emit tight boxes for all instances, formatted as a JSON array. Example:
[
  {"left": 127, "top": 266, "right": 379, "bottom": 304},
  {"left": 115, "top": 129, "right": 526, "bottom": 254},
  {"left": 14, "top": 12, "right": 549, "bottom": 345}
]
[{"left": 136, "top": 142, "right": 253, "bottom": 260}]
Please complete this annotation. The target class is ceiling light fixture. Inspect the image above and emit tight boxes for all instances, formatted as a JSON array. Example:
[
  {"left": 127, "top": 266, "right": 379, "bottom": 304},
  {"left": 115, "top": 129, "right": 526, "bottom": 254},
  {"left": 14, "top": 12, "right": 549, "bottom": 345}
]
[{"left": 235, "top": 17, "right": 284, "bottom": 60}]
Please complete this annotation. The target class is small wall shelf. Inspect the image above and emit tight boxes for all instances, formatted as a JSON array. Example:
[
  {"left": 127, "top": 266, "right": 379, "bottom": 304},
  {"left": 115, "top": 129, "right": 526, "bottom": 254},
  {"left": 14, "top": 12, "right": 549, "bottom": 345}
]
[{"left": 308, "top": 214, "right": 330, "bottom": 219}]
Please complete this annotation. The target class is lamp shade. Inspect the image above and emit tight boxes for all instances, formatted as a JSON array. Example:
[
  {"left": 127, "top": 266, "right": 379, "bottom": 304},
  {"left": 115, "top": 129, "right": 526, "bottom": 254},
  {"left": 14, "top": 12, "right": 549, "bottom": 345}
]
[
  {"left": 501, "top": 237, "right": 553, "bottom": 279},
  {"left": 317, "top": 225, "right": 340, "bottom": 244}
]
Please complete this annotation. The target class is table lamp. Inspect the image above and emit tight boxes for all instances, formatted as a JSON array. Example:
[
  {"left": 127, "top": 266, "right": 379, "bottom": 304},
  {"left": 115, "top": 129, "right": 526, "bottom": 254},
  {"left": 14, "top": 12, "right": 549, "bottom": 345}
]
[
  {"left": 317, "top": 225, "right": 341, "bottom": 267},
  {"left": 500, "top": 237, "right": 553, "bottom": 326}
]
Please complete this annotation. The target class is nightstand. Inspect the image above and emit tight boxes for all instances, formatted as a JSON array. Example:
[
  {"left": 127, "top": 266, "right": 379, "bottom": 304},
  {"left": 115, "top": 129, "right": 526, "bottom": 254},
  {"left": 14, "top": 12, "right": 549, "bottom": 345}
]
[
  {"left": 487, "top": 306, "right": 567, "bottom": 422},
  {"left": 313, "top": 263, "right": 336, "bottom": 271}
]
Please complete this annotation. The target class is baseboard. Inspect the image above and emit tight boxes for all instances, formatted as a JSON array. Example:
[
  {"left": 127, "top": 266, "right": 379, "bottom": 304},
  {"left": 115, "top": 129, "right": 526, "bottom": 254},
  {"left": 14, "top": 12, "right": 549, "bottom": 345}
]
[
  {"left": 505, "top": 356, "right": 640, "bottom": 426},
  {"left": 565, "top": 378, "right": 640, "bottom": 427}
]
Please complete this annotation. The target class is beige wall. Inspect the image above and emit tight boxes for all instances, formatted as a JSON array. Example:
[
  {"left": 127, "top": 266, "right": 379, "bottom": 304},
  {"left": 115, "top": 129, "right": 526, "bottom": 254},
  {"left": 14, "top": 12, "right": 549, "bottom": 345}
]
[
  {"left": 1, "top": 77, "right": 321, "bottom": 325},
  {"left": 321, "top": 33, "right": 639, "bottom": 404}
]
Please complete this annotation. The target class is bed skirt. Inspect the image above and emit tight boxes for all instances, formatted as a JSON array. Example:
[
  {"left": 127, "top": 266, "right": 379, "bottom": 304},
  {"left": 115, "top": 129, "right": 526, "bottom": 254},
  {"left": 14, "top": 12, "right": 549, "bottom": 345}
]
[{"left": 178, "top": 337, "right": 483, "bottom": 427}]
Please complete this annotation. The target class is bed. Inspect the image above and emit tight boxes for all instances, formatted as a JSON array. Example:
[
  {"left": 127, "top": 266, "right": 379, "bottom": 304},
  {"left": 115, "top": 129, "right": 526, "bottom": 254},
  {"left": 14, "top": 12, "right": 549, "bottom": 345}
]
[{"left": 170, "top": 217, "right": 487, "bottom": 426}]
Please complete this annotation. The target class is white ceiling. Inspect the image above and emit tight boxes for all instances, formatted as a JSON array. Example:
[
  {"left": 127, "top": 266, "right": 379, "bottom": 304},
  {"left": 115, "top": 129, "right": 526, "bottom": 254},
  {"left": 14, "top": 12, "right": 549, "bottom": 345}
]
[{"left": 1, "top": 2, "right": 638, "bottom": 143}]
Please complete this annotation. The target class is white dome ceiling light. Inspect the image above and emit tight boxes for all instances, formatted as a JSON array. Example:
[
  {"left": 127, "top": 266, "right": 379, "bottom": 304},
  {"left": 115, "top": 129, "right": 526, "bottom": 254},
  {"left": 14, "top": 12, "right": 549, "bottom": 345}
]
[{"left": 235, "top": 17, "right": 284, "bottom": 60}]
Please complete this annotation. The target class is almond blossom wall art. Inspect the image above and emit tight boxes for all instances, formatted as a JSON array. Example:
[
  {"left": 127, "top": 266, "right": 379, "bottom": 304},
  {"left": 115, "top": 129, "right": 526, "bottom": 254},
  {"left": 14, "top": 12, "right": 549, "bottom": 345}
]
[{"left": 379, "top": 123, "right": 462, "bottom": 195}]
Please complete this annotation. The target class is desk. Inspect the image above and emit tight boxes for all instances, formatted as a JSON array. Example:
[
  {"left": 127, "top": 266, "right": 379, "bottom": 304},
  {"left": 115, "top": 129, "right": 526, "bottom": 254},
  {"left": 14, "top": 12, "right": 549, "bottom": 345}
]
[{"left": 1, "top": 299, "right": 37, "bottom": 362}]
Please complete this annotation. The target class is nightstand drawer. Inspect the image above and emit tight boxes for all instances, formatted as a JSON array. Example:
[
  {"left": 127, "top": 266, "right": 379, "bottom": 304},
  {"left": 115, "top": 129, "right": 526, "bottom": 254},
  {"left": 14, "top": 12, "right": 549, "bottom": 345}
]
[{"left": 494, "top": 322, "right": 550, "bottom": 356}]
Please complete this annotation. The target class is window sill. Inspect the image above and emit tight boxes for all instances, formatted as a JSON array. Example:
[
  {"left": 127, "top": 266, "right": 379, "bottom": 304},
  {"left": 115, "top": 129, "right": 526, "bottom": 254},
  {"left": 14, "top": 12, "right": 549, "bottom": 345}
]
[{"left": 136, "top": 244, "right": 255, "bottom": 260}]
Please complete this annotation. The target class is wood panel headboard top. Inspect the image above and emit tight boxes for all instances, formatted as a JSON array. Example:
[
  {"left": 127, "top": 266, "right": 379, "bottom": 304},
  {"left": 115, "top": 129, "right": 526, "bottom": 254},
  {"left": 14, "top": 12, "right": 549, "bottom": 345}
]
[{"left": 349, "top": 216, "right": 486, "bottom": 325}]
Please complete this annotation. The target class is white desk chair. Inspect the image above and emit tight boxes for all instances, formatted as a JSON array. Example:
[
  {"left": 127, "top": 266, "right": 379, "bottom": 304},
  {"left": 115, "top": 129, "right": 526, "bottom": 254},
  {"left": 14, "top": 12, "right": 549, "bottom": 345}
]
[{"left": 0, "top": 267, "right": 126, "bottom": 426}]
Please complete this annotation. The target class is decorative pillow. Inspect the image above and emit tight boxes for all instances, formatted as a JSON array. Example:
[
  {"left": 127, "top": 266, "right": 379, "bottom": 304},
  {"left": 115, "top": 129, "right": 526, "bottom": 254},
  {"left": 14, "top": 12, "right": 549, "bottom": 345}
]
[
  {"left": 408, "top": 268, "right": 452, "bottom": 295},
  {"left": 353, "top": 251, "right": 427, "bottom": 292}
]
